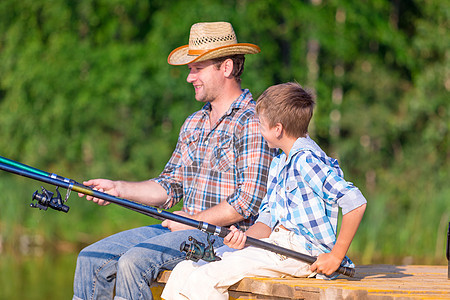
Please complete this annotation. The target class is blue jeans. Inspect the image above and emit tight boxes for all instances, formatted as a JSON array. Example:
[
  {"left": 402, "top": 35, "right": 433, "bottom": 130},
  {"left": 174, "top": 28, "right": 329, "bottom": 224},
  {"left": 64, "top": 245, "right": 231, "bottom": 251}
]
[{"left": 72, "top": 224, "right": 224, "bottom": 300}]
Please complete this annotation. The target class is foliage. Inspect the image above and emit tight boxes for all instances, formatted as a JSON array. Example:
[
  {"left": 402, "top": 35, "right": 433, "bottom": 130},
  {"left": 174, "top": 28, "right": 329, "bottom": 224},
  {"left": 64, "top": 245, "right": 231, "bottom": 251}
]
[{"left": 0, "top": 0, "right": 449, "bottom": 265}]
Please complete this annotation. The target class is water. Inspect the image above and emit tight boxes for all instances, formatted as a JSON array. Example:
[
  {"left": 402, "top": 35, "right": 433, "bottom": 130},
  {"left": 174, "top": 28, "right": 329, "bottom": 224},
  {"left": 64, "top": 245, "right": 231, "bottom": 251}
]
[{"left": 0, "top": 251, "right": 77, "bottom": 300}]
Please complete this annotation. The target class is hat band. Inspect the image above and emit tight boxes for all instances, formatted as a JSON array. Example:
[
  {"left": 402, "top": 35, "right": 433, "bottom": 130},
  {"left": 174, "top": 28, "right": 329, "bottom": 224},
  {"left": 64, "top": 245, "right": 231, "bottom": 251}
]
[{"left": 188, "top": 49, "right": 208, "bottom": 56}]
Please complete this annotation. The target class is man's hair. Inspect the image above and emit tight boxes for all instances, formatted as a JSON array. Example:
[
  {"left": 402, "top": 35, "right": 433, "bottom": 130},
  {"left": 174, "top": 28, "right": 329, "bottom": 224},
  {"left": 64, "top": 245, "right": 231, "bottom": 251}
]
[
  {"left": 256, "top": 82, "right": 316, "bottom": 138},
  {"left": 211, "top": 54, "right": 245, "bottom": 83}
]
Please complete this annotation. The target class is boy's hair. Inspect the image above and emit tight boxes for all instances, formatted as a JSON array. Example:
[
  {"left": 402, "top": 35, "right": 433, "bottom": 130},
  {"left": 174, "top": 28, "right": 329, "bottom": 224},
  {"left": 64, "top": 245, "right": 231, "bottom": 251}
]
[
  {"left": 211, "top": 54, "right": 245, "bottom": 83},
  {"left": 256, "top": 82, "right": 315, "bottom": 138}
]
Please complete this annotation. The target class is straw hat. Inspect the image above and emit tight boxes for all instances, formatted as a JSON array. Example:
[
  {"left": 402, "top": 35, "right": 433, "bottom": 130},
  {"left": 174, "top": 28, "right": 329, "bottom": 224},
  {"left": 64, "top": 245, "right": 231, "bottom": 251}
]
[{"left": 168, "top": 22, "right": 260, "bottom": 65}]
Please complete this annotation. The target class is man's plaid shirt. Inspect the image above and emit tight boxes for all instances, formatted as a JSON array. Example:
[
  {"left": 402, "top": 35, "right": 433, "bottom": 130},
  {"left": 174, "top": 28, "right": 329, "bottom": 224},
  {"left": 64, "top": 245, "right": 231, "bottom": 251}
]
[{"left": 152, "top": 89, "right": 276, "bottom": 230}]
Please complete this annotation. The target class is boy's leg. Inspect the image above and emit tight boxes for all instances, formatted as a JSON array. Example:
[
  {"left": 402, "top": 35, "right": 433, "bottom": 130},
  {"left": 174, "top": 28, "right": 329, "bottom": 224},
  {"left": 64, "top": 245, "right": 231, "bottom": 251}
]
[
  {"left": 180, "top": 230, "right": 312, "bottom": 300},
  {"left": 161, "top": 246, "right": 236, "bottom": 300},
  {"left": 179, "top": 246, "right": 275, "bottom": 300},
  {"left": 160, "top": 260, "right": 200, "bottom": 300},
  {"left": 161, "top": 246, "right": 235, "bottom": 300}
]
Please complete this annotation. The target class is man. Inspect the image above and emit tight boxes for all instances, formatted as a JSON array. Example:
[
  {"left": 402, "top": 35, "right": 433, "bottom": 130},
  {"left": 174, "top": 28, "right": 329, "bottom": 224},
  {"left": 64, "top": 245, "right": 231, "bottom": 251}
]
[{"left": 72, "top": 22, "right": 275, "bottom": 300}]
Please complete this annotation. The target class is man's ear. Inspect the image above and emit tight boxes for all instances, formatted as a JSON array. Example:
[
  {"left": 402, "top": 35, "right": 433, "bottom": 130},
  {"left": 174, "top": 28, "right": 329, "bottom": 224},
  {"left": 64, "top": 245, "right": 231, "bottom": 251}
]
[{"left": 222, "top": 59, "right": 234, "bottom": 77}]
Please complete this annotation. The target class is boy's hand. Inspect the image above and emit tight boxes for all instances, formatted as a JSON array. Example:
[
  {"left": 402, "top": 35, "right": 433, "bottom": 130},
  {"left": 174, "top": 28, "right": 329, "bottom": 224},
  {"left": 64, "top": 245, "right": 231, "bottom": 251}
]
[
  {"left": 310, "top": 252, "right": 342, "bottom": 276},
  {"left": 224, "top": 225, "right": 247, "bottom": 249}
]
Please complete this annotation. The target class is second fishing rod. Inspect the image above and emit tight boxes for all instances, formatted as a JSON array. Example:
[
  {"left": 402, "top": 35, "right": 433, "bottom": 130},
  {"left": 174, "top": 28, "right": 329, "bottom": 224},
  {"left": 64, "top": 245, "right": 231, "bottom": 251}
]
[{"left": 0, "top": 156, "right": 355, "bottom": 277}]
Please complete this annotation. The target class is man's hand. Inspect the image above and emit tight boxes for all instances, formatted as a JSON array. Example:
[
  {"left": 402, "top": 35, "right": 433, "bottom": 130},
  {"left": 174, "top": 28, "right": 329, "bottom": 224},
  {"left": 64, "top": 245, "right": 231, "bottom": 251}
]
[
  {"left": 78, "top": 179, "right": 118, "bottom": 206},
  {"left": 309, "top": 252, "right": 342, "bottom": 276},
  {"left": 161, "top": 211, "right": 196, "bottom": 232},
  {"left": 223, "top": 225, "right": 246, "bottom": 249}
]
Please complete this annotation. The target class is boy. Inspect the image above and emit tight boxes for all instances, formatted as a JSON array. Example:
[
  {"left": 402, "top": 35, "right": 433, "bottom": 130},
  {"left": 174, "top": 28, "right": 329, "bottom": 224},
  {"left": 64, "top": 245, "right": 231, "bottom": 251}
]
[{"left": 161, "top": 82, "right": 367, "bottom": 300}]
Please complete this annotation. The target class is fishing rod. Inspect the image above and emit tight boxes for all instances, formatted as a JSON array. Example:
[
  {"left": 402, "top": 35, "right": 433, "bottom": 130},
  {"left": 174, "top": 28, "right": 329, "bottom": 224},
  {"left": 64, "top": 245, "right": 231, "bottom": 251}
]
[
  {"left": 0, "top": 156, "right": 355, "bottom": 277},
  {"left": 0, "top": 156, "right": 167, "bottom": 219}
]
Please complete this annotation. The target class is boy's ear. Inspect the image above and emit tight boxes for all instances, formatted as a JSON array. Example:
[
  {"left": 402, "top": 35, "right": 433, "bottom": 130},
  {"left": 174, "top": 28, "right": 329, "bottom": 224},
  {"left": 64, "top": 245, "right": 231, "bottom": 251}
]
[{"left": 275, "top": 123, "right": 284, "bottom": 138}]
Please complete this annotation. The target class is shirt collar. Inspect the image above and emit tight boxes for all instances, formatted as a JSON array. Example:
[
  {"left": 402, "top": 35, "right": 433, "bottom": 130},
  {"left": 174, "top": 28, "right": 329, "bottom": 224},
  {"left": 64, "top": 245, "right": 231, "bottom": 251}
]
[
  {"left": 200, "top": 89, "right": 253, "bottom": 116},
  {"left": 282, "top": 135, "right": 323, "bottom": 164}
]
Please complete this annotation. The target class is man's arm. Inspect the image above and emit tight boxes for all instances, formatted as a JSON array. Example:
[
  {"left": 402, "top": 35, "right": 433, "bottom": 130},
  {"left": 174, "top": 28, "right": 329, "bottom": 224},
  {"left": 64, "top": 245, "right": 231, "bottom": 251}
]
[
  {"left": 80, "top": 118, "right": 190, "bottom": 207},
  {"left": 161, "top": 201, "right": 244, "bottom": 231},
  {"left": 225, "top": 111, "right": 275, "bottom": 223},
  {"left": 79, "top": 178, "right": 168, "bottom": 207},
  {"left": 310, "top": 203, "right": 366, "bottom": 275},
  {"left": 80, "top": 177, "right": 243, "bottom": 232}
]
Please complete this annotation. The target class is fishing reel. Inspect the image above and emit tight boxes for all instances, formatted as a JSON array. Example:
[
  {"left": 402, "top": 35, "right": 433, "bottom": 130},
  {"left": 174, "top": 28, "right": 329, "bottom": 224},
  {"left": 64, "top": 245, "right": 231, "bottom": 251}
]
[
  {"left": 180, "top": 233, "right": 221, "bottom": 263},
  {"left": 31, "top": 186, "right": 70, "bottom": 213}
]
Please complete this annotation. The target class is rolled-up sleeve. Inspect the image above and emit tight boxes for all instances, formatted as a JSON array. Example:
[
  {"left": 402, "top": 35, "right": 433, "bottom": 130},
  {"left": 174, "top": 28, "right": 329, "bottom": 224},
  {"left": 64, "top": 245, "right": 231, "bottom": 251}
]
[
  {"left": 226, "top": 112, "right": 274, "bottom": 218},
  {"left": 299, "top": 152, "right": 367, "bottom": 214}
]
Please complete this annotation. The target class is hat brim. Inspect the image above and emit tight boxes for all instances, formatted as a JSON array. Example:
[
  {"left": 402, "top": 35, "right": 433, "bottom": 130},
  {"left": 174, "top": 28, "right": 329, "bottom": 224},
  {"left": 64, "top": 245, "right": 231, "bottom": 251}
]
[{"left": 168, "top": 43, "right": 260, "bottom": 66}]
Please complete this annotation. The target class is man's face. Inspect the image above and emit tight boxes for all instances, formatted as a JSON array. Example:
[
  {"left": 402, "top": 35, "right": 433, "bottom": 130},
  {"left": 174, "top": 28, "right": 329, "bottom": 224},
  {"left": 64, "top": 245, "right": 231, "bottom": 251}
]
[{"left": 186, "top": 60, "right": 223, "bottom": 103}]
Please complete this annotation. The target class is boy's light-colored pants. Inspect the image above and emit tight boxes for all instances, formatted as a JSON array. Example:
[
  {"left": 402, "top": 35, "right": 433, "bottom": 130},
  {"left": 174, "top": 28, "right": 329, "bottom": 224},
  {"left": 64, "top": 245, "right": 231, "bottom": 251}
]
[{"left": 161, "top": 225, "right": 315, "bottom": 300}]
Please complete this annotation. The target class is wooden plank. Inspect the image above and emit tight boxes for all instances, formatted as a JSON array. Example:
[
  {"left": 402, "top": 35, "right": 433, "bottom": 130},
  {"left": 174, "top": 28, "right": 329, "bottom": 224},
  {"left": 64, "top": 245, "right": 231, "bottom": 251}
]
[{"left": 151, "top": 265, "right": 450, "bottom": 299}]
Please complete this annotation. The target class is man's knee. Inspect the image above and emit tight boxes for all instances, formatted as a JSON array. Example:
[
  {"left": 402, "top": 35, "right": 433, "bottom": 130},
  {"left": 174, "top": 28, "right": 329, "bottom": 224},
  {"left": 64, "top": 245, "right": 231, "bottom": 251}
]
[
  {"left": 117, "top": 249, "right": 158, "bottom": 283},
  {"left": 117, "top": 251, "right": 141, "bottom": 272}
]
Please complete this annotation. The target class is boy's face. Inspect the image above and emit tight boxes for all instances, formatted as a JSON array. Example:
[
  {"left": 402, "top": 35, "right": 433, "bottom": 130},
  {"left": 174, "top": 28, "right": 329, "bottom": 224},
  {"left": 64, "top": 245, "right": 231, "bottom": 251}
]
[{"left": 257, "top": 114, "right": 279, "bottom": 149}]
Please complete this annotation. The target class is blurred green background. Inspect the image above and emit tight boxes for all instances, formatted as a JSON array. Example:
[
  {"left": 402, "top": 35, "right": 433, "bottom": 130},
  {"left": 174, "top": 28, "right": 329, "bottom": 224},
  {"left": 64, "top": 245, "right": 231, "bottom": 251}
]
[{"left": 0, "top": 0, "right": 448, "bottom": 299}]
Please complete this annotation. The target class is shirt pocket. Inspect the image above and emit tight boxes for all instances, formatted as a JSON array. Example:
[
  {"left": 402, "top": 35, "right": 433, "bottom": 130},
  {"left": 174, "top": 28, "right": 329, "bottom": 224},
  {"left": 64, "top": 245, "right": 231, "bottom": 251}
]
[
  {"left": 210, "top": 134, "right": 234, "bottom": 172},
  {"left": 285, "top": 179, "right": 299, "bottom": 209},
  {"left": 180, "top": 130, "right": 199, "bottom": 167}
]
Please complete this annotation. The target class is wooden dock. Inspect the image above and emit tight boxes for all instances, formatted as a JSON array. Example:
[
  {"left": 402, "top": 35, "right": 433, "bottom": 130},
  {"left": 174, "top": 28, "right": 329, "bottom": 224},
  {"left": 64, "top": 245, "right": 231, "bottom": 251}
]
[{"left": 151, "top": 264, "right": 450, "bottom": 299}]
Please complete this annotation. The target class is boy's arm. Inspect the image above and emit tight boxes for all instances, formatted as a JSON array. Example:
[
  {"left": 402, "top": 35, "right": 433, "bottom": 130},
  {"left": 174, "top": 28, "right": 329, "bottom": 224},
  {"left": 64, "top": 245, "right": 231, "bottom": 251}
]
[{"left": 310, "top": 203, "right": 366, "bottom": 276}]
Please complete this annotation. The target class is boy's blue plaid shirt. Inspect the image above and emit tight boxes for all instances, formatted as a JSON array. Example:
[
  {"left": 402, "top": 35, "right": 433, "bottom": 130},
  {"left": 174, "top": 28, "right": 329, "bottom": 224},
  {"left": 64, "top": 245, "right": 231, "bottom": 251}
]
[{"left": 257, "top": 136, "right": 367, "bottom": 268}]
